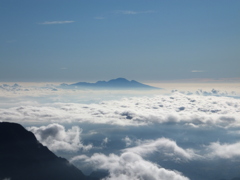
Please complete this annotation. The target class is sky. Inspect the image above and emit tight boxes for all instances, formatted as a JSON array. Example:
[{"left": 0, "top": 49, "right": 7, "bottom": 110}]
[{"left": 0, "top": 0, "right": 240, "bottom": 82}]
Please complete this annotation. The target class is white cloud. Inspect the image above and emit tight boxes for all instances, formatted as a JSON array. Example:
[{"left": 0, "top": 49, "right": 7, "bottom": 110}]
[
  {"left": 1, "top": 92, "right": 239, "bottom": 128},
  {"left": 39, "top": 21, "right": 75, "bottom": 25},
  {"left": 122, "top": 136, "right": 133, "bottom": 147},
  {"left": 70, "top": 154, "right": 89, "bottom": 162},
  {"left": 28, "top": 123, "right": 92, "bottom": 152},
  {"left": 71, "top": 152, "right": 190, "bottom": 180},
  {"left": 205, "top": 141, "right": 240, "bottom": 159},
  {"left": 123, "top": 138, "right": 199, "bottom": 161}
]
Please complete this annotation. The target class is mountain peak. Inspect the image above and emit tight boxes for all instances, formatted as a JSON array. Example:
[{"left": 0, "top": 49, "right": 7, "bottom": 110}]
[
  {"left": 68, "top": 78, "right": 160, "bottom": 89},
  {"left": 108, "top": 77, "right": 129, "bottom": 82}
]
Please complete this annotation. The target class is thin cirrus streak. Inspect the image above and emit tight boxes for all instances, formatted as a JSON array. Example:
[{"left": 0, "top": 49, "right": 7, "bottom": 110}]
[
  {"left": 38, "top": 20, "right": 75, "bottom": 25},
  {"left": 115, "top": 10, "right": 155, "bottom": 15}
]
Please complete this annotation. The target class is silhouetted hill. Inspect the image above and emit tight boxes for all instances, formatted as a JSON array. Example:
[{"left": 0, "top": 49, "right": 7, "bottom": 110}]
[
  {"left": 0, "top": 122, "right": 98, "bottom": 180},
  {"left": 61, "top": 78, "right": 160, "bottom": 89}
]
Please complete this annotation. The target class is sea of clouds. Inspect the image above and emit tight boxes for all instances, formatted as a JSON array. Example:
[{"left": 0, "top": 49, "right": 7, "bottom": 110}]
[
  {"left": 0, "top": 83, "right": 240, "bottom": 180},
  {"left": 1, "top": 91, "right": 239, "bottom": 128}
]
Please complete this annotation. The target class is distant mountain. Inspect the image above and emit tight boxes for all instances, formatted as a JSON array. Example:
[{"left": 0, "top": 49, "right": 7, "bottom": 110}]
[
  {"left": 0, "top": 122, "right": 99, "bottom": 180},
  {"left": 61, "top": 78, "right": 160, "bottom": 89}
]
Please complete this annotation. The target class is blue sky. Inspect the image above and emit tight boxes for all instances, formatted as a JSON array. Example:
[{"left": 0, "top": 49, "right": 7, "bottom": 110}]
[{"left": 0, "top": 0, "right": 239, "bottom": 82}]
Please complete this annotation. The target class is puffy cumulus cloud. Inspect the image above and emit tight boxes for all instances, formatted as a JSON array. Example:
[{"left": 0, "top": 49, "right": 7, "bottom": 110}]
[
  {"left": 1, "top": 93, "right": 239, "bottom": 128},
  {"left": 123, "top": 138, "right": 199, "bottom": 161},
  {"left": 70, "top": 137, "right": 202, "bottom": 179},
  {"left": 71, "top": 152, "right": 189, "bottom": 180},
  {"left": 28, "top": 123, "right": 92, "bottom": 152},
  {"left": 205, "top": 141, "right": 240, "bottom": 159}
]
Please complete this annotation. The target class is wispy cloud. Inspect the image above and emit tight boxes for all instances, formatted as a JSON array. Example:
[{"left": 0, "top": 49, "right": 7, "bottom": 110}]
[
  {"left": 39, "top": 21, "right": 75, "bottom": 25},
  {"left": 191, "top": 70, "right": 204, "bottom": 73},
  {"left": 115, "top": 10, "right": 155, "bottom": 15}
]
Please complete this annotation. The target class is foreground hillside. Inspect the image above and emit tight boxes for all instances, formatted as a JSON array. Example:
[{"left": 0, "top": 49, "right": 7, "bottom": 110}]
[{"left": 0, "top": 122, "right": 98, "bottom": 180}]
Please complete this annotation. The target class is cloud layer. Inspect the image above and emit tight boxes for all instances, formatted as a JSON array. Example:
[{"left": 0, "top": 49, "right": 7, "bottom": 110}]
[
  {"left": 1, "top": 93, "right": 239, "bottom": 128},
  {"left": 1, "top": 83, "right": 239, "bottom": 179},
  {"left": 70, "top": 136, "right": 240, "bottom": 179}
]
